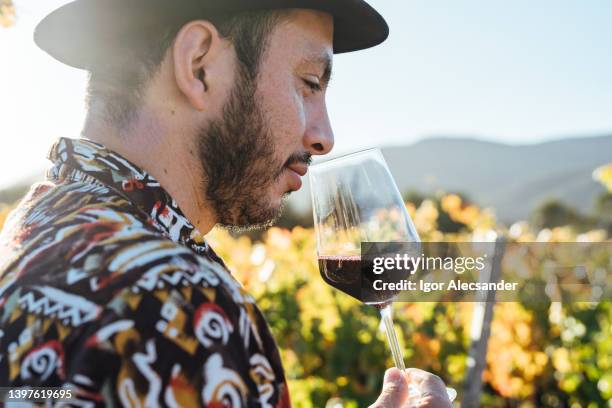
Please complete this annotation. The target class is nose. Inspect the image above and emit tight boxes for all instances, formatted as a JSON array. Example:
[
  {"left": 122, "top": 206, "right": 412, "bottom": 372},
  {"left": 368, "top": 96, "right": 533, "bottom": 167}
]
[{"left": 303, "top": 103, "right": 334, "bottom": 156}]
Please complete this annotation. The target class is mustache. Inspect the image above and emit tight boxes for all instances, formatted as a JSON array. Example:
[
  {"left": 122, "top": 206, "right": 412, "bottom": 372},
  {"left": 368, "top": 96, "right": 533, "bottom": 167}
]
[
  {"left": 285, "top": 151, "right": 312, "bottom": 168},
  {"left": 274, "top": 151, "right": 312, "bottom": 179}
]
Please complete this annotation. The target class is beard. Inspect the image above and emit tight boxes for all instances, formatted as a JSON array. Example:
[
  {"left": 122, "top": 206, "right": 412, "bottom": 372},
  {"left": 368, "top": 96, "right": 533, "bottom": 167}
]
[{"left": 196, "top": 67, "right": 310, "bottom": 232}]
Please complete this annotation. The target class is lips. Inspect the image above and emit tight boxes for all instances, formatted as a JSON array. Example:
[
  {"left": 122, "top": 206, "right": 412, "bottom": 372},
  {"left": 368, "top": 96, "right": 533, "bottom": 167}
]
[
  {"left": 287, "top": 163, "right": 308, "bottom": 177},
  {"left": 285, "top": 164, "right": 306, "bottom": 192}
]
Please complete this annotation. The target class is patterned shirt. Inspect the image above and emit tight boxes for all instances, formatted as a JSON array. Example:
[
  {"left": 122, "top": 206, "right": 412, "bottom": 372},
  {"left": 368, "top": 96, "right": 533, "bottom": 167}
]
[{"left": 0, "top": 137, "right": 290, "bottom": 407}]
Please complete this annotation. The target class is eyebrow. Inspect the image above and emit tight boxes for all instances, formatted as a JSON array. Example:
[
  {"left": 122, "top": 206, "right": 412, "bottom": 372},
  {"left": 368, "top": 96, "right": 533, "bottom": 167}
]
[{"left": 304, "top": 52, "right": 333, "bottom": 88}]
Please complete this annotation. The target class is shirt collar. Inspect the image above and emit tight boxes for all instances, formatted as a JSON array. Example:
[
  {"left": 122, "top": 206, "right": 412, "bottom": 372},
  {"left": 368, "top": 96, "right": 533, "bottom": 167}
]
[{"left": 46, "top": 137, "right": 213, "bottom": 256}]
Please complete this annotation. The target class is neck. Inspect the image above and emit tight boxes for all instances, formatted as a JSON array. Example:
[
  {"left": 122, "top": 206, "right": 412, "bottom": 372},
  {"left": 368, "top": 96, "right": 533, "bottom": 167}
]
[{"left": 82, "top": 109, "right": 218, "bottom": 235}]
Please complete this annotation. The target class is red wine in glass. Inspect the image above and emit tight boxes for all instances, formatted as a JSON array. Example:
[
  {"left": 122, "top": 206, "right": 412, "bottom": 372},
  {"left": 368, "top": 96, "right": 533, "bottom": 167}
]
[{"left": 318, "top": 255, "right": 413, "bottom": 307}]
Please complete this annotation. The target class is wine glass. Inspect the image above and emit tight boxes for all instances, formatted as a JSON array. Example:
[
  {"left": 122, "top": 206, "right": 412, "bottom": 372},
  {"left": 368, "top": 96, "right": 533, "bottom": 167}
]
[{"left": 309, "top": 148, "right": 456, "bottom": 403}]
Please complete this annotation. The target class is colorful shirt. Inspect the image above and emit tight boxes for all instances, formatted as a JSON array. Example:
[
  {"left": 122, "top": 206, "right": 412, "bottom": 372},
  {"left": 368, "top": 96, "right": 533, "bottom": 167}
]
[{"left": 0, "top": 137, "right": 290, "bottom": 407}]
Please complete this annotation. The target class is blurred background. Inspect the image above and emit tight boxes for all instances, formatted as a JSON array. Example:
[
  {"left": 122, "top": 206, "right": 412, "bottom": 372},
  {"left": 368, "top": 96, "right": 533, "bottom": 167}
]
[{"left": 1, "top": 1, "right": 611, "bottom": 406}]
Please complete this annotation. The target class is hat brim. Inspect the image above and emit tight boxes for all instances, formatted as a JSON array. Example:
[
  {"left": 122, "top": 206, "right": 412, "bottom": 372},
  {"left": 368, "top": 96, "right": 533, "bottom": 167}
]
[{"left": 34, "top": 0, "right": 389, "bottom": 70}]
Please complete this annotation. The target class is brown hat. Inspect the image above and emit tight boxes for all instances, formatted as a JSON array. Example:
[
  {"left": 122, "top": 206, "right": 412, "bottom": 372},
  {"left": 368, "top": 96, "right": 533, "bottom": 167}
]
[{"left": 34, "top": 0, "right": 389, "bottom": 70}]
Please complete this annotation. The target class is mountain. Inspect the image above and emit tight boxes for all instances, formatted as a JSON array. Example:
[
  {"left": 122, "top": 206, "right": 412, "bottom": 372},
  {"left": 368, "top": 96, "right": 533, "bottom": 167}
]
[
  {"left": 1, "top": 135, "right": 610, "bottom": 224},
  {"left": 289, "top": 134, "right": 612, "bottom": 223}
]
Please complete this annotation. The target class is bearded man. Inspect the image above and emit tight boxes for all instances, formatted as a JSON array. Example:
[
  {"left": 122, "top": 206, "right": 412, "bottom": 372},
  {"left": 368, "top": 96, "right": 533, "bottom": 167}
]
[{"left": 0, "top": 0, "right": 452, "bottom": 406}]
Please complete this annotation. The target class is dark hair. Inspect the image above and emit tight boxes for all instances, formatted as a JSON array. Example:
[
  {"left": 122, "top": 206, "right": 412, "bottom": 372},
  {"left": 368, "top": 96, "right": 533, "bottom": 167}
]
[{"left": 85, "top": 10, "right": 288, "bottom": 129}]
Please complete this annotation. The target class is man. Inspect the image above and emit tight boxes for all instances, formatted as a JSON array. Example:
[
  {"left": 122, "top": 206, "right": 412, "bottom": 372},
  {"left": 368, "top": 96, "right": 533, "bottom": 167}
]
[{"left": 0, "top": 0, "right": 452, "bottom": 406}]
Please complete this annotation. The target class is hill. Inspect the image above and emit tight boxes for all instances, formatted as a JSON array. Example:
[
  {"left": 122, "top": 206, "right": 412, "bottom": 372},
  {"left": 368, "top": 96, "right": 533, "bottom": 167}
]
[{"left": 289, "top": 134, "right": 612, "bottom": 223}]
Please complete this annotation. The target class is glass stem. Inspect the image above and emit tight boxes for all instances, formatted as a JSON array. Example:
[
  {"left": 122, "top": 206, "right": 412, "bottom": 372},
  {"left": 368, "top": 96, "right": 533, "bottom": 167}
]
[
  {"left": 380, "top": 304, "right": 405, "bottom": 371},
  {"left": 381, "top": 305, "right": 458, "bottom": 402}
]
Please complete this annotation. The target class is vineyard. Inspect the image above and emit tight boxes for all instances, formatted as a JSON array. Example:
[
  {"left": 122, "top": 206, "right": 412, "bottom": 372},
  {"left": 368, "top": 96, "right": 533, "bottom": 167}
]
[
  {"left": 0, "top": 170, "right": 611, "bottom": 407},
  {"left": 205, "top": 194, "right": 610, "bottom": 407}
]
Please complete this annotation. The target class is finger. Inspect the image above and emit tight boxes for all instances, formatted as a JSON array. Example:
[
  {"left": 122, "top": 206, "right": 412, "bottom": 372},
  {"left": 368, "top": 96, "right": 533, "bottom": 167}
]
[
  {"left": 404, "top": 368, "right": 427, "bottom": 387},
  {"left": 405, "top": 368, "right": 447, "bottom": 397},
  {"left": 370, "top": 368, "right": 409, "bottom": 408}
]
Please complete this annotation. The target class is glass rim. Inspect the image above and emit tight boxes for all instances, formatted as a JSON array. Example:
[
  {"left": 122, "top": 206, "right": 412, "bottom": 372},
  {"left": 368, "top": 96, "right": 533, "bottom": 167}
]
[{"left": 310, "top": 147, "right": 383, "bottom": 169}]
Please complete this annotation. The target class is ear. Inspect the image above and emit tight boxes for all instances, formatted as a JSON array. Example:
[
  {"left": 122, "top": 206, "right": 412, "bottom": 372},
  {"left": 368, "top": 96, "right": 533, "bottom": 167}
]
[{"left": 172, "top": 20, "right": 221, "bottom": 112}]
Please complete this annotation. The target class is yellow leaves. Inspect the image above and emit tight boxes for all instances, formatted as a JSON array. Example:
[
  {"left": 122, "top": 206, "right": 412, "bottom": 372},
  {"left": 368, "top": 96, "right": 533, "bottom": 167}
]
[
  {"left": 536, "top": 226, "right": 577, "bottom": 242},
  {"left": 553, "top": 348, "right": 572, "bottom": 373},
  {"left": 598, "top": 373, "right": 612, "bottom": 400},
  {"left": 336, "top": 376, "right": 349, "bottom": 387},
  {"left": 441, "top": 194, "right": 462, "bottom": 213},
  {"left": 0, "top": 0, "right": 15, "bottom": 28},
  {"left": 0, "top": 204, "right": 11, "bottom": 231},
  {"left": 412, "top": 332, "right": 442, "bottom": 371},
  {"left": 409, "top": 194, "right": 497, "bottom": 238},
  {"left": 413, "top": 199, "right": 439, "bottom": 236},
  {"left": 533, "top": 352, "right": 548, "bottom": 369},
  {"left": 280, "top": 348, "right": 301, "bottom": 376},
  {"left": 446, "top": 354, "right": 467, "bottom": 380},
  {"left": 356, "top": 329, "right": 372, "bottom": 344},
  {"left": 267, "top": 227, "right": 293, "bottom": 251},
  {"left": 440, "top": 194, "right": 476, "bottom": 225},
  {"left": 593, "top": 163, "right": 612, "bottom": 192},
  {"left": 576, "top": 229, "right": 608, "bottom": 242},
  {"left": 508, "top": 221, "right": 536, "bottom": 241},
  {"left": 287, "top": 377, "right": 334, "bottom": 408},
  {"left": 484, "top": 303, "right": 548, "bottom": 398},
  {"left": 405, "top": 202, "right": 417, "bottom": 219},
  {"left": 297, "top": 281, "right": 340, "bottom": 342}
]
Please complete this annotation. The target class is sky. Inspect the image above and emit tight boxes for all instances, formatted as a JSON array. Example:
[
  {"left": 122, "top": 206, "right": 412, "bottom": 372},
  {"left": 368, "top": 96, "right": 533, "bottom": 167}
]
[{"left": 0, "top": 0, "right": 611, "bottom": 189}]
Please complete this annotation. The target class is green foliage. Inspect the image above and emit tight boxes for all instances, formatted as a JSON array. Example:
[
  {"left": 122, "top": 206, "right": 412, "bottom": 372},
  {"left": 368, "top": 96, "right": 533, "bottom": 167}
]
[
  {"left": 402, "top": 189, "right": 426, "bottom": 208},
  {"left": 594, "top": 192, "right": 612, "bottom": 234},
  {"left": 531, "top": 199, "right": 581, "bottom": 230},
  {"left": 594, "top": 192, "right": 612, "bottom": 219}
]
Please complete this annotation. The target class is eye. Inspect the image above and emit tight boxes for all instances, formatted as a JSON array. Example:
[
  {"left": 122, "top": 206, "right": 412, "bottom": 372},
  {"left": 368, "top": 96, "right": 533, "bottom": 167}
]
[{"left": 302, "top": 78, "right": 322, "bottom": 93}]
